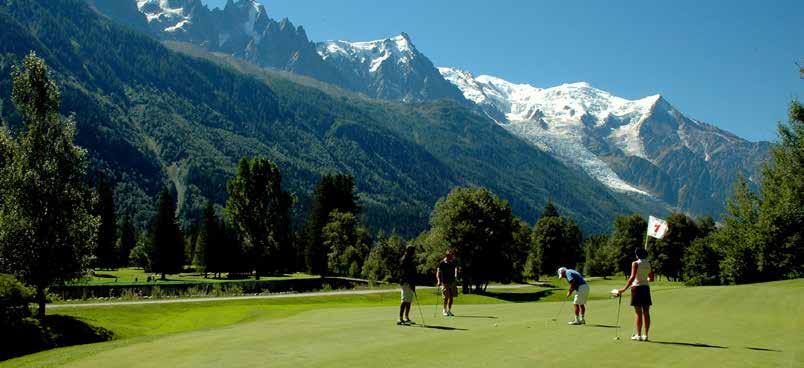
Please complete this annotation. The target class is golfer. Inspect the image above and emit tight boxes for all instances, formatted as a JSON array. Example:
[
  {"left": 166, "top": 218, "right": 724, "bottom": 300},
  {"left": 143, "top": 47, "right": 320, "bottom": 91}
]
[
  {"left": 558, "top": 267, "right": 589, "bottom": 325},
  {"left": 398, "top": 245, "right": 417, "bottom": 325},
  {"left": 436, "top": 249, "right": 459, "bottom": 316},
  {"left": 617, "top": 247, "right": 654, "bottom": 341}
]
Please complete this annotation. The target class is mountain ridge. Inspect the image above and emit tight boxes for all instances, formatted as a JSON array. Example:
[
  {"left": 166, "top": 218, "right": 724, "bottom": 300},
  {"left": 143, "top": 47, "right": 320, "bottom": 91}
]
[
  {"left": 88, "top": 0, "right": 464, "bottom": 103},
  {"left": 1, "top": 0, "right": 661, "bottom": 236},
  {"left": 439, "top": 67, "right": 771, "bottom": 216}
]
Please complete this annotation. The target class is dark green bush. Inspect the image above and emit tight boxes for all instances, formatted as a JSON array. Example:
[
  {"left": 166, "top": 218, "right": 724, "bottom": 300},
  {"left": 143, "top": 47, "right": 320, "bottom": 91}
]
[
  {"left": 0, "top": 275, "right": 113, "bottom": 361},
  {"left": 0, "top": 315, "right": 114, "bottom": 361},
  {"left": 0, "top": 274, "right": 34, "bottom": 325}
]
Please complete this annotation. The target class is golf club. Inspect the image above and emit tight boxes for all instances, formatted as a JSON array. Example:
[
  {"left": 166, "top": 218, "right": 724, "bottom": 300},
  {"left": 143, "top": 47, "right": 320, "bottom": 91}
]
[
  {"left": 614, "top": 292, "right": 623, "bottom": 341},
  {"left": 413, "top": 289, "right": 426, "bottom": 327},
  {"left": 434, "top": 286, "right": 441, "bottom": 319},
  {"left": 550, "top": 297, "right": 569, "bottom": 322}
]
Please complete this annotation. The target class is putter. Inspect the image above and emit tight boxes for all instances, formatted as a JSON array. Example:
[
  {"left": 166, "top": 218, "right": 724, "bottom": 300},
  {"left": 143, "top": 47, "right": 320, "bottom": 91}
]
[
  {"left": 434, "top": 287, "right": 441, "bottom": 318},
  {"left": 413, "top": 289, "right": 426, "bottom": 327},
  {"left": 550, "top": 297, "right": 569, "bottom": 322},
  {"left": 614, "top": 293, "right": 623, "bottom": 341}
]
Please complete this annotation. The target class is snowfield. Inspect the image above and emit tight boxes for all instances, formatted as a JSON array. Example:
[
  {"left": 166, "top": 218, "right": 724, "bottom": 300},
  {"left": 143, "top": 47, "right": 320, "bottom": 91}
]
[{"left": 439, "top": 67, "right": 663, "bottom": 196}]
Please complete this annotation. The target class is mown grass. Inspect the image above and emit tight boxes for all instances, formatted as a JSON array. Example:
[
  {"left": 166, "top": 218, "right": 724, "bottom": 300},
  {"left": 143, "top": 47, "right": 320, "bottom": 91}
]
[{"left": 4, "top": 279, "right": 801, "bottom": 367}]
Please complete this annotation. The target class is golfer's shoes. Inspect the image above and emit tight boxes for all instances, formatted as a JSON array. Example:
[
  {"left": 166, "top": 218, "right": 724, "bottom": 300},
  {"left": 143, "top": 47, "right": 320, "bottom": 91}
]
[
  {"left": 639, "top": 335, "right": 649, "bottom": 342},
  {"left": 447, "top": 311, "right": 455, "bottom": 317},
  {"left": 579, "top": 318, "right": 586, "bottom": 325},
  {"left": 443, "top": 311, "right": 450, "bottom": 316},
  {"left": 397, "top": 319, "right": 407, "bottom": 326},
  {"left": 405, "top": 319, "right": 416, "bottom": 325},
  {"left": 567, "top": 320, "right": 583, "bottom": 325},
  {"left": 631, "top": 335, "right": 640, "bottom": 341}
]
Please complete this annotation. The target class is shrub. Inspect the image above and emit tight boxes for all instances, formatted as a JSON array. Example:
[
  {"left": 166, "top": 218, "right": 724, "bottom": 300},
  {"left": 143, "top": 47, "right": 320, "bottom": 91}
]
[
  {"left": 0, "top": 316, "right": 113, "bottom": 361},
  {"left": 0, "top": 274, "right": 34, "bottom": 326}
]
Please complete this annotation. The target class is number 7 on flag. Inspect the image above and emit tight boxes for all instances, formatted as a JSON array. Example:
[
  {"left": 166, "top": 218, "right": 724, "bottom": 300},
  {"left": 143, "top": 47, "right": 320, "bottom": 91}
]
[{"left": 647, "top": 216, "right": 669, "bottom": 239}]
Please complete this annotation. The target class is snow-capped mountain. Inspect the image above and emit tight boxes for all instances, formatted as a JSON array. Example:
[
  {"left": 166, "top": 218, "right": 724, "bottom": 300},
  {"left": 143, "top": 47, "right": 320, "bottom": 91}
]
[
  {"left": 440, "top": 67, "right": 770, "bottom": 216},
  {"left": 90, "top": 1, "right": 461, "bottom": 102},
  {"left": 317, "top": 33, "right": 465, "bottom": 102},
  {"left": 85, "top": 0, "right": 770, "bottom": 217},
  {"left": 89, "top": 0, "right": 342, "bottom": 85}
]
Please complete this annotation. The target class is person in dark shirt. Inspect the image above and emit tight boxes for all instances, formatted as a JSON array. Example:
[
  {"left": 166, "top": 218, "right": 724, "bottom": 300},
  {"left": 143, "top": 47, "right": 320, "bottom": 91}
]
[
  {"left": 436, "top": 249, "right": 459, "bottom": 316},
  {"left": 398, "top": 245, "right": 417, "bottom": 325}
]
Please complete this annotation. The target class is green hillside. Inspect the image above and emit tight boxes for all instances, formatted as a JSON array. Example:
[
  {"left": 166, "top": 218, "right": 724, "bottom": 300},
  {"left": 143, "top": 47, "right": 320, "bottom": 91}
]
[{"left": 0, "top": 0, "right": 662, "bottom": 235}]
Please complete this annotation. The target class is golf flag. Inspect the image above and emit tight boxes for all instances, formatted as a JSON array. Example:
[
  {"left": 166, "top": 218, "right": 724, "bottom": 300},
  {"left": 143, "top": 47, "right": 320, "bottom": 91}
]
[{"left": 647, "top": 216, "right": 669, "bottom": 239}]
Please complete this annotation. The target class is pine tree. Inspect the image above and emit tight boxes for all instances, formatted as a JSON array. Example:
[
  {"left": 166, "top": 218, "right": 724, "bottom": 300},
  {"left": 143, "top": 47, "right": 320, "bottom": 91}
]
[
  {"left": 305, "top": 174, "right": 360, "bottom": 275},
  {"left": 117, "top": 216, "right": 137, "bottom": 267},
  {"left": 94, "top": 175, "right": 117, "bottom": 270},
  {"left": 194, "top": 202, "right": 223, "bottom": 277},
  {"left": 148, "top": 188, "right": 184, "bottom": 279},
  {"left": 541, "top": 200, "right": 559, "bottom": 218},
  {"left": 0, "top": 53, "right": 98, "bottom": 318}
]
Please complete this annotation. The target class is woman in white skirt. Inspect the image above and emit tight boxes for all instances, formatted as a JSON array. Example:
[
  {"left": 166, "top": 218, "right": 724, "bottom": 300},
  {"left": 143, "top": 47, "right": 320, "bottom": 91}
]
[{"left": 617, "top": 247, "right": 654, "bottom": 341}]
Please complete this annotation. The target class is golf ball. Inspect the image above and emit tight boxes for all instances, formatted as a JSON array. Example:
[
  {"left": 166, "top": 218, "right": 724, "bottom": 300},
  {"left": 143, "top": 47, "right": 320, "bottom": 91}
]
[{"left": 494, "top": 324, "right": 498, "bottom": 327}]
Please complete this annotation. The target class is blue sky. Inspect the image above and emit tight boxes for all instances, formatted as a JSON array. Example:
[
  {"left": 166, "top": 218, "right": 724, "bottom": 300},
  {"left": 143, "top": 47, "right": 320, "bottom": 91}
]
[{"left": 202, "top": 0, "right": 803, "bottom": 142}]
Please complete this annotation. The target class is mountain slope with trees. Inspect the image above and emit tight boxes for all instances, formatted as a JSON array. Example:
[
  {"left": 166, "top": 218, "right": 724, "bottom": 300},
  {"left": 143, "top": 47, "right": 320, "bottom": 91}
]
[{"left": 0, "top": 0, "right": 662, "bottom": 238}]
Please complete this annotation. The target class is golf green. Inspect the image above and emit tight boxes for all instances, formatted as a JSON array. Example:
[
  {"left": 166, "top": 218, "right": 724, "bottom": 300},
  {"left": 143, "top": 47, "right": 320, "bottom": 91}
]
[{"left": 3, "top": 279, "right": 801, "bottom": 367}]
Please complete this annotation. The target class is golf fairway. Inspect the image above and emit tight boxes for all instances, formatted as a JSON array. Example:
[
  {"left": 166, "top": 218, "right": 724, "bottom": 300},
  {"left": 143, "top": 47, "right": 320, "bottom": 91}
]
[{"left": 3, "top": 279, "right": 802, "bottom": 367}]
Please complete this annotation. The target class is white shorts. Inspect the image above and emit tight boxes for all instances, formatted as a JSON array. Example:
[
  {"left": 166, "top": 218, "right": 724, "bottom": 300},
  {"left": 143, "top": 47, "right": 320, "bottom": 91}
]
[
  {"left": 573, "top": 283, "right": 590, "bottom": 305},
  {"left": 400, "top": 283, "right": 414, "bottom": 303}
]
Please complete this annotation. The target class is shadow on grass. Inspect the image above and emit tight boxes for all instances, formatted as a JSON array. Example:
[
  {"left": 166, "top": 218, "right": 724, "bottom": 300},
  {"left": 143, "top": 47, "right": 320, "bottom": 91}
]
[
  {"left": 650, "top": 341, "right": 727, "bottom": 349},
  {"left": 417, "top": 325, "right": 469, "bottom": 331},
  {"left": 479, "top": 289, "right": 555, "bottom": 303},
  {"left": 0, "top": 315, "right": 113, "bottom": 361},
  {"left": 584, "top": 324, "right": 618, "bottom": 328},
  {"left": 451, "top": 315, "right": 498, "bottom": 319},
  {"left": 745, "top": 347, "right": 782, "bottom": 352}
]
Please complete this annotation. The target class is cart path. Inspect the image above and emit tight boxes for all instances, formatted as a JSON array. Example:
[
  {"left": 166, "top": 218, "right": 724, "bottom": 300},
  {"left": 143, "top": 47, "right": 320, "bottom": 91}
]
[{"left": 49, "top": 283, "right": 543, "bottom": 309}]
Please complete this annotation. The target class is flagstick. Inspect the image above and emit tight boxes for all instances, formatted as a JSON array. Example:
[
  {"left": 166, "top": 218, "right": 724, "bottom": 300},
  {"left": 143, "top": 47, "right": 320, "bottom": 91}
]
[{"left": 643, "top": 231, "right": 649, "bottom": 251}]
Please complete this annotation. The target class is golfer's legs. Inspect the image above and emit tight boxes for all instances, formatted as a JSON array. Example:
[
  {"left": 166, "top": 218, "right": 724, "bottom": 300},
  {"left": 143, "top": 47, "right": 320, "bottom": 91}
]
[
  {"left": 643, "top": 306, "right": 650, "bottom": 336},
  {"left": 634, "top": 306, "right": 643, "bottom": 335}
]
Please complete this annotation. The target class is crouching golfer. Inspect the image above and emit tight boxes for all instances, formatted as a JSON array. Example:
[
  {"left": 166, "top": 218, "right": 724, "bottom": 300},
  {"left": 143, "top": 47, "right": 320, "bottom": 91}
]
[
  {"left": 436, "top": 249, "right": 458, "bottom": 316},
  {"left": 617, "top": 247, "right": 654, "bottom": 341},
  {"left": 398, "top": 245, "right": 417, "bottom": 325},
  {"left": 558, "top": 267, "right": 589, "bottom": 325}
]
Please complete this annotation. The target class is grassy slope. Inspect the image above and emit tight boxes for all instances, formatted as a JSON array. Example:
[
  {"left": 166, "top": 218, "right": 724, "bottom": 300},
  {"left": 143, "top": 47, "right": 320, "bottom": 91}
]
[{"left": 5, "top": 279, "right": 801, "bottom": 367}]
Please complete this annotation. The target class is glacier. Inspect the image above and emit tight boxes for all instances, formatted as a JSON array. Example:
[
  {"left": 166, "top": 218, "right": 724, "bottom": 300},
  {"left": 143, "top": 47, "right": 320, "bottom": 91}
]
[{"left": 439, "top": 67, "right": 660, "bottom": 196}]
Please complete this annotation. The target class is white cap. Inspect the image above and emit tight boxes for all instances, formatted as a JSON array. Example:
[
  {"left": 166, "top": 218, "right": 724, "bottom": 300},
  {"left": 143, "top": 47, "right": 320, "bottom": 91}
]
[{"left": 557, "top": 267, "right": 567, "bottom": 278}]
